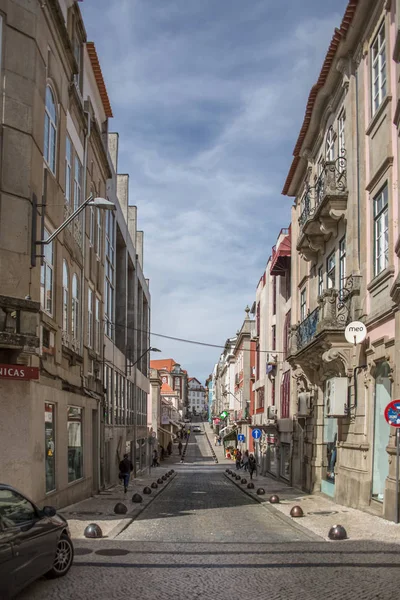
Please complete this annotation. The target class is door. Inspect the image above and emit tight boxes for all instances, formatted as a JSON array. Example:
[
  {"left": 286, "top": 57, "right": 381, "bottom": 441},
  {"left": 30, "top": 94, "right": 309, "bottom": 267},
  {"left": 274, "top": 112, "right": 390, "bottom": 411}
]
[
  {"left": 372, "top": 362, "right": 391, "bottom": 501},
  {"left": 0, "top": 489, "right": 57, "bottom": 588}
]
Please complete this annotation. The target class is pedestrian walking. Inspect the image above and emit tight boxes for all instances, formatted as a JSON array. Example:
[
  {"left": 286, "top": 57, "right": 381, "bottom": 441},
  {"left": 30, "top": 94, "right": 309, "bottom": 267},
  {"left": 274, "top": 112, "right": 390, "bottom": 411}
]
[
  {"left": 214, "top": 435, "right": 218, "bottom": 446},
  {"left": 152, "top": 449, "right": 159, "bottom": 467},
  {"left": 119, "top": 453, "right": 133, "bottom": 493},
  {"left": 160, "top": 446, "right": 165, "bottom": 460},
  {"left": 178, "top": 440, "right": 183, "bottom": 455},
  {"left": 236, "top": 449, "right": 242, "bottom": 470},
  {"left": 242, "top": 450, "right": 249, "bottom": 472},
  {"left": 218, "top": 437, "right": 222, "bottom": 446},
  {"left": 167, "top": 440, "right": 173, "bottom": 455},
  {"left": 248, "top": 453, "right": 256, "bottom": 480}
]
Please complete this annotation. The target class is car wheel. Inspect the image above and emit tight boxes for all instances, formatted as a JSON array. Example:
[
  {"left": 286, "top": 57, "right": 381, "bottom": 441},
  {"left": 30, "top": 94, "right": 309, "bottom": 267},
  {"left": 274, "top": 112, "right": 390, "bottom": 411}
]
[{"left": 45, "top": 533, "right": 74, "bottom": 579}]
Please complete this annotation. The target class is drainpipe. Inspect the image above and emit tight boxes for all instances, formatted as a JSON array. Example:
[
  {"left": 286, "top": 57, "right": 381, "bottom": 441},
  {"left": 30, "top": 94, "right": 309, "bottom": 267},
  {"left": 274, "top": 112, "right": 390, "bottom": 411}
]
[
  {"left": 81, "top": 110, "right": 91, "bottom": 356},
  {"left": 355, "top": 69, "right": 361, "bottom": 270}
]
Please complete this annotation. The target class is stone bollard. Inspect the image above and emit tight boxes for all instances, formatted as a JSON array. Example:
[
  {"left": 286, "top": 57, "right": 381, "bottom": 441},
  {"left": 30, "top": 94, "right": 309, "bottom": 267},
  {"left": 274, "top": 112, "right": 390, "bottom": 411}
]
[
  {"left": 114, "top": 502, "right": 128, "bottom": 514},
  {"left": 132, "top": 493, "right": 143, "bottom": 503},
  {"left": 84, "top": 523, "right": 103, "bottom": 538}
]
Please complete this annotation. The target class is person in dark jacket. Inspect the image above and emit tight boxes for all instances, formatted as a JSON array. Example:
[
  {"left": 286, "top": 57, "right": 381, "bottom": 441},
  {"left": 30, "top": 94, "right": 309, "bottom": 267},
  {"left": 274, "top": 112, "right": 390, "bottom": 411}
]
[
  {"left": 119, "top": 453, "right": 133, "bottom": 493},
  {"left": 248, "top": 454, "right": 256, "bottom": 480},
  {"left": 178, "top": 440, "right": 183, "bottom": 455},
  {"left": 167, "top": 440, "right": 173, "bottom": 455}
]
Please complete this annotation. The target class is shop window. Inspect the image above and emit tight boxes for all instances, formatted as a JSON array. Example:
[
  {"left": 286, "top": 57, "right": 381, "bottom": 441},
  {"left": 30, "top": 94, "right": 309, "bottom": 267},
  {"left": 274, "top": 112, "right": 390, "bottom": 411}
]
[
  {"left": 280, "top": 443, "right": 290, "bottom": 480},
  {"left": 67, "top": 406, "right": 83, "bottom": 482},
  {"left": 45, "top": 403, "right": 56, "bottom": 493}
]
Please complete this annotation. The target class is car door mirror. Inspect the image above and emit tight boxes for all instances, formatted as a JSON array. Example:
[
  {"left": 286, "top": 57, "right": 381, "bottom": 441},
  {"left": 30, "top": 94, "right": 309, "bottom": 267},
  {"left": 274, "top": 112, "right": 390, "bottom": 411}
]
[{"left": 42, "top": 506, "right": 57, "bottom": 517}]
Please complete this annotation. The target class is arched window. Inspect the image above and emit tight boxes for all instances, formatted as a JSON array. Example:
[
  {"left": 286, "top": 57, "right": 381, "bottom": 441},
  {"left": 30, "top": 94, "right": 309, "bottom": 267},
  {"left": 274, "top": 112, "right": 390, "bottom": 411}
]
[
  {"left": 44, "top": 85, "right": 57, "bottom": 173},
  {"left": 325, "top": 126, "right": 335, "bottom": 162},
  {"left": 62, "top": 260, "right": 69, "bottom": 333},
  {"left": 71, "top": 274, "right": 80, "bottom": 341}
]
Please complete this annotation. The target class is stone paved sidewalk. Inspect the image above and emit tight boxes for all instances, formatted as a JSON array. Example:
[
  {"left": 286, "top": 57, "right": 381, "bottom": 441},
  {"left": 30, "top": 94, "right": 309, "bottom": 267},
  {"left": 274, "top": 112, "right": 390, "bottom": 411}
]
[
  {"left": 60, "top": 453, "right": 181, "bottom": 540},
  {"left": 224, "top": 467, "right": 400, "bottom": 543}
]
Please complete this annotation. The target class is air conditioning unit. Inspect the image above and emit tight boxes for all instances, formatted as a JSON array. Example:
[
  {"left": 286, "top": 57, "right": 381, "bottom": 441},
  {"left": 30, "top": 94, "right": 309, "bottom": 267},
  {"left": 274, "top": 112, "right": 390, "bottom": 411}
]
[
  {"left": 267, "top": 405, "right": 277, "bottom": 419},
  {"left": 297, "top": 391, "right": 311, "bottom": 416},
  {"left": 325, "top": 377, "right": 348, "bottom": 417}
]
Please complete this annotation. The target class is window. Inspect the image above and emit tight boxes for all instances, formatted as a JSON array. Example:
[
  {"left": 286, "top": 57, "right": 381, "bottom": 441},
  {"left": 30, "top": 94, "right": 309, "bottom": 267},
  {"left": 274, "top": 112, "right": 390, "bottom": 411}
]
[
  {"left": 96, "top": 208, "right": 102, "bottom": 257},
  {"left": 67, "top": 407, "right": 83, "bottom": 482},
  {"left": 339, "top": 238, "right": 346, "bottom": 291},
  {"left": 257, "top": 387, "right": 264, "bottom": 409},
  {"left": 326, "top": 252, "right": 336, "bottom": 289},
  {"left": 271, "top": 325, "right": 276, "bottom": 351},
  {"left": 272, "top": 277, "right": 276, "bottom": 315},
  {"left": 105, "top": 211, "right": 115, "bottom": 338},
  {"left": 300, "top": 288, "right": 306, "bottom": 321},
  {"left": 62, "top": 260, "right": 69, "bottom": 333},
  {"left": 72, "top": 274, "right": 80, "bottom": 342},
  {"left": 40, "top": 229, "right": 54, "bottom": 315},
  {"left": 0, "top": 489, "right": 36, "bottom": 528},
  {"left": 280, "top": 370, "right": 290, "bottom": 419},
  {"left": 95, "top": 296, "right": 101, "bottom": 354},
  {"left": 44, "top": 85, "right": 57, "bottom": 173},
  {"left": 45, "top": 403, "right": 56, "bottom": 493},
  {"left": 73, "top": 156, "right": 82, "bottom": 212},
  {"left": 318, "top": 266, "right": 323, "bottom": 297},
  {"left": 374, "top": 185, "right": 389, "bottom": 276},
  {"left": 271, "top": 378, "right": 276, "bottom": 406},
  {"left": 325, "top": 126, "right": 335, "bottom": 162},
  {"left": 87, "top": 287, "right": 93, "bottom": 348},
  {"left": 89, "top": 207, "right": 95, "bottom": 246},
  {"left": 65, "top": 136, "right": 72, "bottom": 204},
  {"left": 371, "top": 23, "right": 386, "bottom": 115},
  {"left": 283, "top": 310, "right": 291, "bottom": 359},
  {"left": 338, "top": 111, "right": 345, "bottom": 159}
]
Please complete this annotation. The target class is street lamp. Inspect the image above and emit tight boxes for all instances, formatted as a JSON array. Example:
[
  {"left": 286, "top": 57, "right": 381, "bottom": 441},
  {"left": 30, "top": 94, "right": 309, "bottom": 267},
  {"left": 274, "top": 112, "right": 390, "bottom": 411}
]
[
  {"left": 31, "top": 193, "right": 116, "bottom": 266},
  {"left": 131, "top": 346, "right": 161, "bottom": 369}
]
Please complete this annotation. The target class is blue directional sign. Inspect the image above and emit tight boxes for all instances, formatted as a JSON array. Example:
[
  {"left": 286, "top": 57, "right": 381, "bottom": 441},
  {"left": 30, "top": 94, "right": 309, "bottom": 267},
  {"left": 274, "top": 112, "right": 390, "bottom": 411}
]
[
  {"left": 237, "top": 434, "right": 245, "bottom": 442},
  {"left": 252, "top": 428, "right": 262, "bottom": 440}
]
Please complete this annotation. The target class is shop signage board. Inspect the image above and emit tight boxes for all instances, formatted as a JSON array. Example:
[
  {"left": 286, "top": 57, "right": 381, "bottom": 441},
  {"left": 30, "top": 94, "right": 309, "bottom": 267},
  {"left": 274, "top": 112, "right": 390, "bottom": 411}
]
[
  {"left": 344, "top": 321, "right": 367, "bottom": 345},
  {"left": 252, "top": 428, "right": 262, "bottom": 440},
  {"left": 0, "top": 364, "right": 39, "bottom": 380}
]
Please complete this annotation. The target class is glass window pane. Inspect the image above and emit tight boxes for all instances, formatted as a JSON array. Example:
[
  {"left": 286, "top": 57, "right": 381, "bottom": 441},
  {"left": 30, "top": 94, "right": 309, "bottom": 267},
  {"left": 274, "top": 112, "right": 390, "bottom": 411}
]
[
  {"left": 45, "top": 403, "right": 56, "bottom": 492},
  {"left": 68, "top": 406, "right": 83, "bottom": 482}
]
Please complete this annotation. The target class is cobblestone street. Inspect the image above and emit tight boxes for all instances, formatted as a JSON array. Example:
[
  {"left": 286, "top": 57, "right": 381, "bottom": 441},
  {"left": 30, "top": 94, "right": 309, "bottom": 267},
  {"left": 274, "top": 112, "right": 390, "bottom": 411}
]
[{"left": 17, "top": 429, "right": 400, "bottom": 600}]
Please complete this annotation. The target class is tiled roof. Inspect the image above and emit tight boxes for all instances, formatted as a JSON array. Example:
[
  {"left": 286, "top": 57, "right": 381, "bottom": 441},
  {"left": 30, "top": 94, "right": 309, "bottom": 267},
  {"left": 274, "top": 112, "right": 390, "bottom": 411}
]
[
  {"left": 86, "top": 42, "right": 113, "bottom": 118},
  {"left": 161, "top": 383, "right": 175, "bottom": 394},
  {"left": 150, "top": 359, "right": 177, "bottom": 372},
  {"left": 282, "top": 0, "right": 358, "bottom": 195}
]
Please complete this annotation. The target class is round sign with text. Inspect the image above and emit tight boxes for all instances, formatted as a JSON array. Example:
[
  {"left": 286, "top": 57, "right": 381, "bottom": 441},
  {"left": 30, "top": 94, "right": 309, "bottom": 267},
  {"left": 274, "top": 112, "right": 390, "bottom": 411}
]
[
  {"left": 384, "top": 400, "right": 400, "bottom": 427},
  {"left": 345, "top": 321, "right": 367, "bottom": 345}
]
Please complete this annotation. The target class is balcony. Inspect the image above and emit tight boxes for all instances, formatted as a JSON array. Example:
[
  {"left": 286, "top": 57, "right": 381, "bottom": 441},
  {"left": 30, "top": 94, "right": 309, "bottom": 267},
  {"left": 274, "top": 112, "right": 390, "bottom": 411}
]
[
  {"left": 297, "top": 157, "right": 348, "bottom": 262},
  {"left": 289, "top": 275, "right": 361, "bottom": 362},
  {"left": 0, "top": 295, "right": 40, "bottom": 359}
]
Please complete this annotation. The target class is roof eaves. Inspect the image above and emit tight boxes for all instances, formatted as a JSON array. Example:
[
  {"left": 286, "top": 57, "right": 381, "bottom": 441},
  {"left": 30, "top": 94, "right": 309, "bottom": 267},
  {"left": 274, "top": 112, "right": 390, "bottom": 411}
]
[{"left": 86, "top": 42, "right": 113, "bottom": 118}]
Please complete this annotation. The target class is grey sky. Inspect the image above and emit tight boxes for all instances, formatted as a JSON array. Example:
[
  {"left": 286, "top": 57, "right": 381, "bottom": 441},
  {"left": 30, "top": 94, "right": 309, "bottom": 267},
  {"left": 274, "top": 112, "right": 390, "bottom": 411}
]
[{"left": 81, "top": 0, "right": 348, "bottom": 383}]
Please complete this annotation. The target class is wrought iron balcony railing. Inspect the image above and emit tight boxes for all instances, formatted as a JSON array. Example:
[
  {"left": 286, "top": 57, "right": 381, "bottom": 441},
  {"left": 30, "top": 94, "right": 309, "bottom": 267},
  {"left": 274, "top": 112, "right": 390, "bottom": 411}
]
[{"left": 297, "top": 308, "right": 319, "bottom": 350}]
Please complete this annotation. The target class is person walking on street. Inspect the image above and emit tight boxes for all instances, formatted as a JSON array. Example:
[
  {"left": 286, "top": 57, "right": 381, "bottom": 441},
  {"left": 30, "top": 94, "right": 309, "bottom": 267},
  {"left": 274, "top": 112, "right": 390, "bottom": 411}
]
[
  {"left": 214, "top": 435, "right": 218, "bottom": 446},
  {"left": 119, "top": 453, "right": 133, "bottom": 493},
  {"left": 242, "top": 450, "right": 249, "bottom": 472},
  {"left": 248, "top": 453, "right": 256, "bottom": 480},
  {"left": 152, "top": 449, "right": 159, "bottom": 467},
  {"left": 167, "top": 440, "right": 173, "bottom": 456},
  {"left": 178, "top": 440, "right": 183, "bottom": 455},
  {"left": 236, "top": 449, "right": 242, "bottom": 470},
  {"left": 218, "top": 437, "right": 222, "bottom": 446}
]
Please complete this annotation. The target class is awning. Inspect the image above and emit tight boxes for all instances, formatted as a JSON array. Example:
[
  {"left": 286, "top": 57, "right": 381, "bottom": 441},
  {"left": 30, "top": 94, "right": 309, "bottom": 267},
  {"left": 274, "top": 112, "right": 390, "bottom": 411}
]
[
  {"left": 219, "top": 426, "right": 230, "bottom": 435},
  {"left": 270, "top": 233, "right": 291, "bottom": 275},
  {"left": 223, "top": 430, "right": 238, "bottom": 443}
]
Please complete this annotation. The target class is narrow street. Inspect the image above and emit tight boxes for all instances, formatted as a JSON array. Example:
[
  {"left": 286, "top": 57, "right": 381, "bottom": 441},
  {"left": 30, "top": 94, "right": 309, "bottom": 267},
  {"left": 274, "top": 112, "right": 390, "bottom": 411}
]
[{"left": 17, "top": 426, "right": 400, "bottom": 600}]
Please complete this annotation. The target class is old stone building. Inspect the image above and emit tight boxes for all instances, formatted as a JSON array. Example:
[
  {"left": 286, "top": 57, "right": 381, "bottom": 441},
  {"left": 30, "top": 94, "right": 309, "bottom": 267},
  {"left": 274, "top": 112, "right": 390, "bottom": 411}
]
[{"left": 282, "top": 0, "right": 400, "bottom": 520}]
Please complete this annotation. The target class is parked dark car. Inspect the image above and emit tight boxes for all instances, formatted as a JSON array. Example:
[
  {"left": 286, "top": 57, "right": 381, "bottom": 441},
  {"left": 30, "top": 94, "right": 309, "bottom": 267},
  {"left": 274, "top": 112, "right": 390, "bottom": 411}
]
[{"left": 0, "top": 483, "right": 74, "bottom": 599}]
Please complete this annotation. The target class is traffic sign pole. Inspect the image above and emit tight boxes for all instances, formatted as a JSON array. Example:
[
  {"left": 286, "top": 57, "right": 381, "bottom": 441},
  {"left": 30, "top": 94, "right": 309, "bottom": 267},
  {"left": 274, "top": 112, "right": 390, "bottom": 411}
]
[
  {"left": 384, "top": 400, "right": 400, "bottom": 523},
  {"left": 397, "top": 429, "right": 400, "bottom": 524}
]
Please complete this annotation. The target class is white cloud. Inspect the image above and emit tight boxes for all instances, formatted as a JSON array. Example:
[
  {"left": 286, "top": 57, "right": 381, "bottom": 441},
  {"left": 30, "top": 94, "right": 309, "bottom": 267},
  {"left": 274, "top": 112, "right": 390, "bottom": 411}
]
[{"left": 82, "top": 0, "right": 348, "bottom": 381}]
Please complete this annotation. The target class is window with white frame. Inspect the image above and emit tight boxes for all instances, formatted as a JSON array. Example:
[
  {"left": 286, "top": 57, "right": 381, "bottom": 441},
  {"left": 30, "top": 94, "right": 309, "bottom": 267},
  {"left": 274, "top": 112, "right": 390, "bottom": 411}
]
[
  {"left": 105, "top": 210, "right": 115, "bottom": 338},
  {"left": 62, "top": 260, "right": 69, "bottom": 333},
  {"left": 339, "top": 237, "right": 346, "bottom": 291},
  {"left": 71, "top": 274, "right": 80, "bottom": 342},
  {"left": 371, "top": 22, "right": 386, "bottom": 115},
  {"left": 300, "top": 288, "right": 307, "bottom": 321},
  {"left": 95, "top": 296, "right": 101, "bottom": 354},
  {"left": 73, "top": 155, "right": 82, "bottom": 212},
  {"left": 373, "top": 185, "right": 389, "bottom": 276},
  {"left": 338, "top": 111, "right": 345, "bottom": 158},
  {"left": 325, "top": 127, "right": 335, "bottom": 162},
  {"left": 326, "top": 252, "right": 336, "bottom": 289},
  {"left": 40, "top": 229, "right": 54, "bottom": 316},
  {"left": 318, "top": 266, "right": 323, "bottom": 297},
  {"left": 44, "top": 86, "right": 57, "bottom": 174},
  {"left": 65, "top": 136, "right": 72, "bottom": 204},
  {"left": 89, "top": 207, "right": 95, "bottom": 246},
  {"left": 96, "top": 208, "right": 102, "bottom": 258},
  {"left": 87, "top": 286, "right": 93, "bottom": 348}
]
